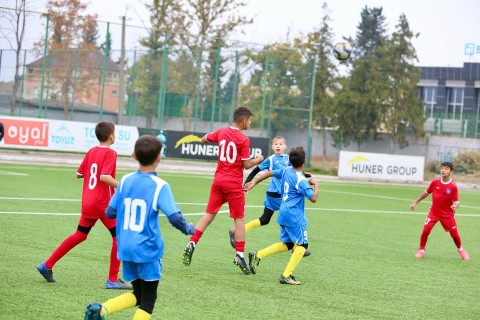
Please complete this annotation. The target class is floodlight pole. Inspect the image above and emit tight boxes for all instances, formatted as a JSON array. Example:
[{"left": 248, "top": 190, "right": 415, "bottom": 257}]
[
  {"left": 306, "top": 55, "right": 317, "bottom": 168},
  {"left": 118, "top": 15, "right": 126, "bottom": 125}
]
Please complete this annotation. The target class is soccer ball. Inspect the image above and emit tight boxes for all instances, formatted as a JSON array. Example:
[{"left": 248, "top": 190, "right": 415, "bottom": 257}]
[{"left": 332, "top": 41, "right": 352, "bottom": 61}]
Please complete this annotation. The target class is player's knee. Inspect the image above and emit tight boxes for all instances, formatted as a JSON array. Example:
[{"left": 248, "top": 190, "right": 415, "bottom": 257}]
[
  {"left": 300, "top": 243, "right": 308, "bottom": 250},
  {"left": 108, "top": 226, "right": 116, "bottom": 237},
  {"left": 259, "top": 208, "right": 274, "bottom": 225},
  {"left": 285, "top": 242, "right": 295, "bottom": 250}
]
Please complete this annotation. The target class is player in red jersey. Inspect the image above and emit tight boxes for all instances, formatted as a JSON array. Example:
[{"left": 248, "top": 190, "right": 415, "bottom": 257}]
[
  {"left": 37, "top": 121, "right": 132, "bottom": 289},
  {"left": 410, "top": 162, "right": 469, "bottom": 260},
  {"left": 182, "top": 106, "right": 264, "bottom": 274}
]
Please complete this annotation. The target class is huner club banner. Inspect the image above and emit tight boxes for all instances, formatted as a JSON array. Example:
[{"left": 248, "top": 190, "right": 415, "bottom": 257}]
[{"left": 165, "top": 130, "right": 269, "bottom": 161}]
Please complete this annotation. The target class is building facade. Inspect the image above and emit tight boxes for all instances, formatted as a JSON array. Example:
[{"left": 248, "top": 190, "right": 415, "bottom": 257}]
[{"left": 417, "top": 62, "right": 480, "bottom": 138}]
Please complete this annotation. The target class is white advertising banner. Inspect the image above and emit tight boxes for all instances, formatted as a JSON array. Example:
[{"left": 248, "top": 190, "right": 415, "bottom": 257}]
[
  {"left": 0, "top": 116, "right": 138, "bottom": 156},
  {"left": 338, "top": 151, "right": 424, "bottom": 182}
]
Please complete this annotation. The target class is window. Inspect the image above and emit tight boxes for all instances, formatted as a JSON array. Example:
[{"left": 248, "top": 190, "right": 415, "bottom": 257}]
[
  {"left": 111, "top": 89, "right": 118, "bottom": 96},
  {"left": 421, "top": 87, "right": 436, "bottom": 118},
  {"left": 446, "top": 87, "right": 464, "bottom": 120}
]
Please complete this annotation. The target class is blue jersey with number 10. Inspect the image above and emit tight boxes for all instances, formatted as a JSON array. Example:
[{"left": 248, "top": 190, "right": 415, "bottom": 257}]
[
  {"left": 273, "top": 167, "right": 314, "bottom": 227},
  {"left": 108, "top": 170, "right": 181, "bottom": 263}
]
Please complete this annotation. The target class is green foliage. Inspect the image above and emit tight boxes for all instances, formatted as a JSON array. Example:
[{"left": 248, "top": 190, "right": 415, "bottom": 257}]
[
  {"left": 2, "top": 163, "right": 480, "bottom": 319},
  {"left": 453, "top": 151, "right": 480, "bottom": 174},
  {"left": 377, "top": 14, "right": 425, "bottom": 149}
]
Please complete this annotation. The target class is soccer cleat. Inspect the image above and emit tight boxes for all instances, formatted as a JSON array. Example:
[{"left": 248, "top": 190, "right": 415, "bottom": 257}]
[
  {"left": 458, "top": 248, "right": 470, "bottom": 261},
  {"left": 228, "top": 229, "right": 236, "bottom": 249},
  {"left": 233, "top": 254, "right": 250, "bottom": 274},
  {"left": 84, "top": 303, "right": 105, "bottom": 320},
  {"left": 183, "top": 241, "right": 195, "bottom": 266},
  {"left": 105, "top": 279, "right": 132, "bottom": 290},
  {"left": 248, "top": 251, "right": 261, "bottom": 275},
  {"left": 279, "top": 274, "right": 301, "bottom": 285},
  {"left": 303, "top": 250, "right": 312, "bottom": 257},
  {"left": 36, "top": 262, "right": 56, "bottom": 282},
  {"left": 415, "top": 249, "right": 425, "bottom": 259}
]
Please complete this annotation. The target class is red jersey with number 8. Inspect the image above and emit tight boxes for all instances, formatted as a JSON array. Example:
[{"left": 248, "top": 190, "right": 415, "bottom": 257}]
[
  {"left": 204, "top": 126, "right": 251, "bottom": 186},
  {"left": 77, "top": 146, "right": 117, "bottom": 218},
  {"left": 425, "top": 177, "right": 459, "bottom": 218}
]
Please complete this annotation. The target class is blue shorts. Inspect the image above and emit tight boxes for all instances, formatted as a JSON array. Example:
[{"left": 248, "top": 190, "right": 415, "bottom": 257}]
[
  {"left": 122, "top": 260, "right": 163, "bottom": 282},
  {"left": 279, "top": 224, "right": 308, "bottom": 245},
  {"left": 264, "top": 195, "right": 282, "bottom": 211}
]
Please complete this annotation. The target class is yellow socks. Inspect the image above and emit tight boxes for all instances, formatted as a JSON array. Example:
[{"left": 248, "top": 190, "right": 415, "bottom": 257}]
[
  {"left": 133, "top": 308, "right": 152, "bottom": 320},
  {"left": 245, "top": 219, "right": 261, "bottom": 232},
  {"left": 282, "top": 245, "right": 306, "bottom": 278},
  {"left": 102, "top": 292, "right": 137, "bottom": 316},
  {"left": 257, "top": 242, "right": 288, "bottom": 259}
]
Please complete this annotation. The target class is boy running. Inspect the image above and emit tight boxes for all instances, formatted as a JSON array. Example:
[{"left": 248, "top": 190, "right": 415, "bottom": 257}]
[
  {"left": 85, "top": 135, "right": 194, "bottom": 320},
  {"left": 182, "top": 106, "right": 264, "bottom": 274},
  {"left": 37, "top": 121, "right": 131, "bottom": 289},
  {"left": 245, "top": 146, "right": 319, "bottom": 285},
  {"left": 229, "top": 136, "right": 311, "bottom": 256}
]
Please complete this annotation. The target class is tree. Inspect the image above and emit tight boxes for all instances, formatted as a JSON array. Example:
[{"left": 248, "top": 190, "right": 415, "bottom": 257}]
[
  {"left": 36, "top": 0, "right": 100, "bottom": 119},
  {"left": 378, "top": 14, "right": 424, "bottom": 150},
  {"left": 300, "top": 2, "right": 339, "bottom": 157},
  {"left": 99, "top": 31, "right": 111, "bottom": 57},
  {"left": 174, "top": 0, "right": 252, "bottom": 130},
  {"left": 0, "top": 0, "right": 30, "bottom": 115},
  {"left": 332, "top": 6, "right": 389, "bottom": 150},
  {"left": 134, "top": 0, "right": 183, "bottom": 127}
]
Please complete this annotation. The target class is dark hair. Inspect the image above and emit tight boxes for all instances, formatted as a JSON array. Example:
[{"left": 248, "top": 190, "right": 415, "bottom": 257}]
[
  {"left": 134, "top": 135, "right": 163, "bottom": 166},
  {"left": 95, "top": 121, "right": 115, "bottom": 142},
  {"left": 441, "top": 162, "right": 454, "bottom": 171},
  {"left": 233, "top": 106, "right": 253, "bottom": 124},
  {"left": 289, "top": 146, "right": 306, "bottom": 167}
]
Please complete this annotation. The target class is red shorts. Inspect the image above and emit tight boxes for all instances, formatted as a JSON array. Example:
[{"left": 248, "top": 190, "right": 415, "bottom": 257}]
[
  {"left": 424, "top": 212, "right": 457, "bottom": 232},
  {"left": 206, "top": 182, "right": 245, "bottom": 218},
  {"left": 78, "top": 216, "right": 116, "bottom": 230}
]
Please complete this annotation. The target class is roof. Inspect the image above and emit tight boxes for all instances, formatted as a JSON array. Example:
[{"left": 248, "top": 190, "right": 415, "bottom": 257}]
[{"left": 26, "top": 50, "right": 120, "bottom": 72}]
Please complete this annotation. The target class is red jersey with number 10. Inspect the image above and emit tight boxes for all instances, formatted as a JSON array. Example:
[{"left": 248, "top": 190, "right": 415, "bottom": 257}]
[
  {"left": 205, "top": 126, "right": 251, "bottom": 186},
  {"left": 77, "top": 146, "right": 117, "bottom": 218},
  {"left": 425, "top": 177, "right": 459, "bottom": 218}
]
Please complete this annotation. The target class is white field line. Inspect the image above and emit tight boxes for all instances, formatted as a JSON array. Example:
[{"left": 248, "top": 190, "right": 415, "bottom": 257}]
[
  {"left": 0, "top": 170, "right": 29, "bottom": 176},
  {"left": 1, "top": 204, "right": 479, "bottom": 217},
  {"left": 2, "top": 191, "right": 479, "bottom": 210}
]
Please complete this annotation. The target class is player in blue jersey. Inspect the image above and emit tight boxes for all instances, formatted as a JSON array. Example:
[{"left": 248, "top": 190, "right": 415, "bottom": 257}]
[
  {"left": 84, "top": 135, "right": 194, "bottom": 320},
  {"left": 229, "top": 136, "right": 311, "bottom": 257},
  {"left": 244, "top": 146, "right": 319, "bottom": 285}
]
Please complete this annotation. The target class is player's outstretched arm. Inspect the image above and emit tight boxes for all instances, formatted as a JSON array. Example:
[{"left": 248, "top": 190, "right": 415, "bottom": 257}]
[
  {"left": 168, "top": 212, "right": 195, "bottom": 235},
  {"left": 309, "top": 178, "right": 319, "bottom": 203},
  {"left": 244, "top": 171, "right": 273, "bottom": 191},
  {"left": 242, "top": 155, "right": 264, "bottom": 170},
  {"left": 410, "top": 192, "right": 428, "bottom": 211},
  {"left": 100, "top": 175, "right": 118, "bottom": 188},
  {"left": 244, "top": 166, "right": 261, "bottom": 185}
]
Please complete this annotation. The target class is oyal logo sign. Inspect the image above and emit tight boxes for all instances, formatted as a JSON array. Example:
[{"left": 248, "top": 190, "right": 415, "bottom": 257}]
[{"left": 3, "top": 118, "right": 49, "bottom": 147}]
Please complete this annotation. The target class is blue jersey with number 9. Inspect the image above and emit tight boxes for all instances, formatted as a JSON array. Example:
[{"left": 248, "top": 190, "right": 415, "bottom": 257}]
[{"left": 272, "top": 167, "right": 314, "bottom": 227}]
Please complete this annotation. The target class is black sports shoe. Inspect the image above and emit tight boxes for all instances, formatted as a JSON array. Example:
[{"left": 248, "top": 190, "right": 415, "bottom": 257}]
[
  {"left": 228, "top": 229, "right": 236, "bottom": 249},
  {"left": 233, "top": 254, "right": 250, "bottom": 274},
  {"left": 279, "top": 274, "right": 301, "bottom": 285},
  {"left": 37, "top": 262, "right": 56, "bottom": 282},
  {"left": 183, "top": 241, "right": 195, "bottom": 266},
  {"left": 84, "top": 303, "right": 105, "bottom": 320},
  {"left": 303, "top": 250, "right": 312, "bottom": 257},
  {"left": 248, "top": 251, "right": 261, "bottom": 275}
]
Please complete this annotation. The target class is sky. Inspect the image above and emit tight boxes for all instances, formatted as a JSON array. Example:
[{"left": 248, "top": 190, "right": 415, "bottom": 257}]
[
  {"left": 81, "top": 0, "right": 480, "bottom": 67},
  {"left": 1, "top": 0, "right": 480, "bottom": 82}
]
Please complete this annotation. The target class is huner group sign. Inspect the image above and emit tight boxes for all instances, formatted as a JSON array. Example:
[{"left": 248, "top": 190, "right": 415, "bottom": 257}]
[{"left": 338, "top": 151, "right": 424, "bottom": 182}]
